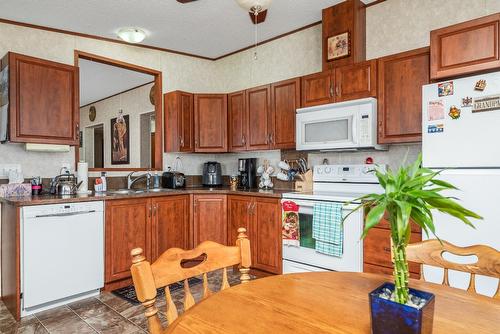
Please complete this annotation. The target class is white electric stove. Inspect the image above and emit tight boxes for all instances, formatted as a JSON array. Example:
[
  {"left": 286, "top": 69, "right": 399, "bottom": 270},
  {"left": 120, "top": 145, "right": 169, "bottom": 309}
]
[{"left": 282, "top": 164, "right": 384, "bottom": 273}]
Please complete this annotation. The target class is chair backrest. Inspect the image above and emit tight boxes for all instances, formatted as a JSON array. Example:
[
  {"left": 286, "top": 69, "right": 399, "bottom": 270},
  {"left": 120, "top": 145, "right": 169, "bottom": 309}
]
[
  {"left": 406, "top": 239, "right": 500, "bottom": 299},
  {"left": 130, "top": 228, "right": 251, "bottom": 334}
]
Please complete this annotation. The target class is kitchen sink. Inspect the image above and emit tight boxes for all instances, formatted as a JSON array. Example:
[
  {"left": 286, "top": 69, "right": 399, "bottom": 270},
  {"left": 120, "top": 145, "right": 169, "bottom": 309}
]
[{"left": 108, "top": 188, "right": 173, "bottom": 195}]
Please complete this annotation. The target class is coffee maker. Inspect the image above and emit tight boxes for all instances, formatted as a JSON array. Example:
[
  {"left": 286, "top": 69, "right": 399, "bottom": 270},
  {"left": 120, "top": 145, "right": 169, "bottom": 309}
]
[{"left": 238, "top": 158, "right": 256, "bottom": 189}]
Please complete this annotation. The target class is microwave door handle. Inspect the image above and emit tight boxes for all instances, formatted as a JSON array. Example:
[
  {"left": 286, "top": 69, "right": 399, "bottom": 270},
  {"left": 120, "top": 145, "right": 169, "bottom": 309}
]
[{"left": 351, "top": 117, "right": 357, "bottom": 144}]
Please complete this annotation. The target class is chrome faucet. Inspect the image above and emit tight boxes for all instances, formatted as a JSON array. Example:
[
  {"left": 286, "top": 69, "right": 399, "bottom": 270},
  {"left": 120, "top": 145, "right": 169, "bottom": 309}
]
[{"left": 127, "top": 171, "right": 151, "bottom": 190}]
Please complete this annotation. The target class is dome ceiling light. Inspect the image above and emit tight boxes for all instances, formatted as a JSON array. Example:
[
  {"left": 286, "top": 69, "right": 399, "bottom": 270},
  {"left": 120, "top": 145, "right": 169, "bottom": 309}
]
[{"left": 117, "top": 27, "right": 147, "bottom": 44}]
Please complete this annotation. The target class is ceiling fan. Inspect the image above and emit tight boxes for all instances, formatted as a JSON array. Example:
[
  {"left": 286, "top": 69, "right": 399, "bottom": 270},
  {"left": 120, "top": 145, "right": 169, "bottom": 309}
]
[{"left": 176, "top": 0, "right": 270, "bottom": 24}]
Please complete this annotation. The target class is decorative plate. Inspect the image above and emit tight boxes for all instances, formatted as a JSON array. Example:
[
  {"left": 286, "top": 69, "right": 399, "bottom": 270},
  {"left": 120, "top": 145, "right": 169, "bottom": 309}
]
[{"left": 89, "top": 106, "right": 96, "bottom": 122}]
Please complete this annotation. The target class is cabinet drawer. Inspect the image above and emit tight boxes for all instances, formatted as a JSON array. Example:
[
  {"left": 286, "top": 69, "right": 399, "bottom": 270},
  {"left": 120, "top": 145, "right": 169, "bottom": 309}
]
[{"left": 364, "top": 227, "right": 421, "bottom": 274}]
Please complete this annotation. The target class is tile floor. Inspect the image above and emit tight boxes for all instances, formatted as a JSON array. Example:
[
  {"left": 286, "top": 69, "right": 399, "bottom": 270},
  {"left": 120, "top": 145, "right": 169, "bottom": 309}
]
[{"left": 0, "top": 269, "right": 244, "bottom": 334}]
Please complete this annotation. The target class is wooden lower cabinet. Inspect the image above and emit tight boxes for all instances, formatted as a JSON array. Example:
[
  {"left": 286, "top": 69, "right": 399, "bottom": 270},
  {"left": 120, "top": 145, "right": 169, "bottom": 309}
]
[
  {"left": 228, "top": 195, "right": 282, "bottom": 274},
  {"left": 152, "top": 195, "right": 190, "bottom": 258},
  {"left": 105, "top": 198, "right": 152, "bottom": 285},
  {"left": 193, "top": 194, "right": 228, "bottom": 246},
  {"left": 363, "top": 219, "right": 422, "bottom": 278}
]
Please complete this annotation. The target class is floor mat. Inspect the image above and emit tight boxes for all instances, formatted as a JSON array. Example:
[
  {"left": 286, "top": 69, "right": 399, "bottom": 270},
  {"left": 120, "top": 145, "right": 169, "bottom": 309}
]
[{"left": 112, "top": 277, "right": 202, "bottom": 305}]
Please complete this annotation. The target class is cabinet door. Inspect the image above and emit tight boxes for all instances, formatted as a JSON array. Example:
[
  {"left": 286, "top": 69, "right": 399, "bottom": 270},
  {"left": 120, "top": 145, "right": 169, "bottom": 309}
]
[
  {"left": 7, "top": 52, "right": 79, "bottom": 145},
  {"left": 105, "top": 198, "right": 151, "bottom": 283},
  {"left": 179, "top": 92, "right": 194, "bottom": 152},
  {"left": 152, "top": 195, "right": 190, "bottom": 259},
  {"left": 334, "top": 60, "right": 377, "bottom": 102},
  {"left": 194, "top": 94, "right": 228, "bottom": 152},
  {"left": 227, "top": 195, "right": 253, "bottom": 246},
  {"left": 164, "top": 91, "right": 194, "bottom": 152},
  {"left": 270, "top": 78, "right": 300, "bottom": 149},
  {"left": 301, "top": 71, "right": 333, "bottom": 107},
  {"left": 193, "top": 195, "right": 228, "bottom": 246},
  {"left": 431, "top": 14, "right": 500, "bottom": 79},
  {"left": 252, "top": 197, "right": 282, "bottom": 274},
  {"left": 246, "top": 85, "right": 271, "bottom": 150},
  {"left": 378, "top": 48, "right": 429, "bottom": 144},
  {"left": 228, "top": 91, "right": 248, "bottom": 152}
]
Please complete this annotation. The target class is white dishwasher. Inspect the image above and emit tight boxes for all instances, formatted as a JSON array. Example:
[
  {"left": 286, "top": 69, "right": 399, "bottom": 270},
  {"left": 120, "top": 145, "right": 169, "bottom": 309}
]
[{"left": 21, "top": 201, "right": 104, "bottom": 316}]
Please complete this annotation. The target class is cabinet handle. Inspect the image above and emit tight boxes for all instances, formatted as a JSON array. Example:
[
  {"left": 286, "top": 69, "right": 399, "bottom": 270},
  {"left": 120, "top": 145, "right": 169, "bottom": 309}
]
[
  {"left": 242, "top": 135, "right": 246, "bottom": 146},
  {"left": 270, "top": 133, "right": 274, "bottom": 145},
  {"left": 336, "top": 85, "right": 341, "bottom": 97},
  {"left": 383, "top": 247, "right": 391, "bottom": 253},
  {"left": 149, "top": 205, "right": 152, "bottom": 218},
  {"left": 153, "top": 204, "right": 157, "bottom": 216},
  {"left": 194, "top": 201, "right": 197, "bottom": 213},
  {"left": 265, "top": 134, "right": 269, "bottom": 145},
  {"left": 250, "top": 202, "right": 256, "bottom": 214},
  {"left": 179, "top": 136, "right": 184, "bottom": 147},
  {"left": 75, "top": 124, "right": 80, "bottom": 140},
  {"left": 195, "top": 140, "right": 199, "bottom": 148},
  {"left": 329, "top": 84, "right": 334, "bottom": 98}
]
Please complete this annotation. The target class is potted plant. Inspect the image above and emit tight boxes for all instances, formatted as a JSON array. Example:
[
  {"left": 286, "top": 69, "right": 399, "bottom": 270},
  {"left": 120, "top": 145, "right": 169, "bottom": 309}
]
[{"left": 348, "top": 155, "right": 481, "bottom": 334}]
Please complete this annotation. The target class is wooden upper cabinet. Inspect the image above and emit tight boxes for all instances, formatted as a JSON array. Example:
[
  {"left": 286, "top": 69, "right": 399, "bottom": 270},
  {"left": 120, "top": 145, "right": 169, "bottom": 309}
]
[
  {"left": 431, "top": 13, "right": 500, "bottom": 79},
  {"left": 322, "top": 0, "right": 366, "bottom": 70},
  {"left": 152, "top": 195, "right": 190, "bottom": 259},
  {"left": 252, "top": 197, "right": 282, "bottom": 274},
  {"left": 2, "top": 52, "right": 79, "bottom": 145},
  {"left": 334, "top": 60, "right": 377, "bottom": 102},
  {"left": 301, "top": 71, "right": 334, "bottom": 107},
  {"left": 164, "top": 91, "right": 194, "bottom": 152},
  {"left": 270, "top": 78, "right": 300, "bottom": 149},
  {"left": 378, "top": 47, "right": 430, "bottom": 144},
  {"left": 105, "top": 198, "right": 152, "bottom": 284},
  {"left": 246, "top": 85, "right": 271, "bottom": 150},
  {"left": 193, "top": 194, "right": 228, "bottom": 246},
  {"left": 228, "top": 91, "right": 247, "bottom": 152},
  {"left": 194, "top": 94, "right": 228, "bottom": 152}
]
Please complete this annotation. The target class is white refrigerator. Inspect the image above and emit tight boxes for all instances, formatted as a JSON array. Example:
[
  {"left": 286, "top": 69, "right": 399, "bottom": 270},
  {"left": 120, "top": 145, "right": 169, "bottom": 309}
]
[{"left": 422, "top": 71, "right": 500, "bottom": 297}]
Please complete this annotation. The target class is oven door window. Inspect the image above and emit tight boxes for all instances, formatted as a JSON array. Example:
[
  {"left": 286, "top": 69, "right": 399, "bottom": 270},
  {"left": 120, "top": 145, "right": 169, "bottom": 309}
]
[{"left": 298, "top": 207, "right": 316, "bottom": 249}]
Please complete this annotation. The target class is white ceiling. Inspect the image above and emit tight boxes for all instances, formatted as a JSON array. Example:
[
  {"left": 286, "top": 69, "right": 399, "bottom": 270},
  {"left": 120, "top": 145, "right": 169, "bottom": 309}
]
[
  {"left": 79, "top": 59, "right": 153, "bottom": 106},
  {"left": 0, "top": 0, "right": 376, "bottom": 59}
]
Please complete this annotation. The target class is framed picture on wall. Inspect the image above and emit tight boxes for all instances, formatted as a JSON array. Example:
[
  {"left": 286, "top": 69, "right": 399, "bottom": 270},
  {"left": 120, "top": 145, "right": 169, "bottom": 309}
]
[
  {"left": 111, "top": 114, "right": 130, "bottom": 165},
  {"left": 327, "top": 31, "right": 351, "bottom": 61}
]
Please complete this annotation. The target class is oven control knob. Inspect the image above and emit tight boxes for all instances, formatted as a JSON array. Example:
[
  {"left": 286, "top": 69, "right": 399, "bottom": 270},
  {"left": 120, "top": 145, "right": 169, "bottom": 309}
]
[
  {"left": 316, "top": 167, "right": 323, "bottom": 174},
  {"left": 324, "top": 167, "right": 332, "bottom": 174}
]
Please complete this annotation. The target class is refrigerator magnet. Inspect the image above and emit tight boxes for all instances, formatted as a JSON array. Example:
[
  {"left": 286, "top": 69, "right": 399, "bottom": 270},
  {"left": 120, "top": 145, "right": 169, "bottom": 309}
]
[
  {"left": 448, "top": 106, "right": 461, "bottom": 120},
  {"left": 438, "top": 81, "right": 454, "bottom": 97},
  {"left": 461, "top": 97, "right": 473, "bottom": 108},
  {"left": 472, "top": 94, "right": 500, "bottom": 113},
  {"left": 427, "top": 124, "right": 444, "bottom": 133},
  {"left": 474, "top": 79, "right": 486, "bottom": 91},
  {"left": 428, "top": 100, "right": 445, "bottom": 121}
]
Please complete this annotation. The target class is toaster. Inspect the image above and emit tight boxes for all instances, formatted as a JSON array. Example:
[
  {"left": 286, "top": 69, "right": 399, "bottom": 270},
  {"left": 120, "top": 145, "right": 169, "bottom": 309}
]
[{"left": 162, "top": 171, "right": 186, "bottom": 189}]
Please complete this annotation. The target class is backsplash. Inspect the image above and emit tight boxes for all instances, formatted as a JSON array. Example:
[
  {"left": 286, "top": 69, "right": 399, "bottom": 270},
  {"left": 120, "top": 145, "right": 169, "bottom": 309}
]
[
  {"left": 307, "top": 143, "right": 421, "bottom": 170},
  {"left": 163, "top": 150, "right": 282, "bottom": 176}
]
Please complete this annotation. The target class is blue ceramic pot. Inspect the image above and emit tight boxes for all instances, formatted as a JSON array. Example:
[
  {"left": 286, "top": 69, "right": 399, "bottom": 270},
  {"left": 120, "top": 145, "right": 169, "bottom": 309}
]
[{"left": 369, "top": 282, "right": 435, "bottom": 334}]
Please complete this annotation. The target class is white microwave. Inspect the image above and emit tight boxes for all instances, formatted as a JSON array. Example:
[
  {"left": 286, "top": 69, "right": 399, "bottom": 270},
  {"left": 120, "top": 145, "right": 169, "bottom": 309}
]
[{"left": 296, "top": 98, "right": 385, "bottom": 151}]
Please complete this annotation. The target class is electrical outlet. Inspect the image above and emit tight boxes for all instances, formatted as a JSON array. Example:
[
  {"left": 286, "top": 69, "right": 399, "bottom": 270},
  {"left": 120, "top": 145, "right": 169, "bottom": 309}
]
[{"left": 0, "top": 164, "right": 22, "bottom": 177}]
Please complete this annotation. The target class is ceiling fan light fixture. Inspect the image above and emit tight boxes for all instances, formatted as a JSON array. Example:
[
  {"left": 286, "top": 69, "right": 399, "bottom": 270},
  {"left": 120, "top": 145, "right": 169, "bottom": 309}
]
[
  {"left": 117, "top": 27, "right": 147, "bottom": 44},
  {"left": 236, "top": 0, "right": 272, "bottom": 14}
]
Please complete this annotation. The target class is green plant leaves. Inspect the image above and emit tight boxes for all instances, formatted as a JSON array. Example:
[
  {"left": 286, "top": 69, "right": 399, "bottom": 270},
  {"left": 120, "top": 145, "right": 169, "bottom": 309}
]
[{"left": 361, "top": 201, "right": 386, "bottom": 238}]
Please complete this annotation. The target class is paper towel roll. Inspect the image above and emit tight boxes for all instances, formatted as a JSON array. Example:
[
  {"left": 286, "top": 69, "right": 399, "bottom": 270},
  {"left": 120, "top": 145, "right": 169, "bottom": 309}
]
[{"left": 77, "top": 161, "right": 89, "bottom": 193}]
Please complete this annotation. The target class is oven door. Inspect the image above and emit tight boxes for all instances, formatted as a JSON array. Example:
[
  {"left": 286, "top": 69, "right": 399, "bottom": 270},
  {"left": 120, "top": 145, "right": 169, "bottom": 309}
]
[{"left": 282, "top": 198, "right": 363, "bottom": 273}]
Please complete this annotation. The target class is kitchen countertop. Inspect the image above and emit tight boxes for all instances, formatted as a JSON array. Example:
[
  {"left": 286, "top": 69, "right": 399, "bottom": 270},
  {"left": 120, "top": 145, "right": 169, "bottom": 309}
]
[{"left": 0, "top": 186, "right": 291, "bottom": 207}]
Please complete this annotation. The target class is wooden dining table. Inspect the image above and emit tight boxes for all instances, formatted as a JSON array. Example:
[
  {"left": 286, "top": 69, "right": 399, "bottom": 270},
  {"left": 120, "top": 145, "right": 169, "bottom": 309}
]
[{"left": 166, "top": 272, "right": 500, "bottom": 333}]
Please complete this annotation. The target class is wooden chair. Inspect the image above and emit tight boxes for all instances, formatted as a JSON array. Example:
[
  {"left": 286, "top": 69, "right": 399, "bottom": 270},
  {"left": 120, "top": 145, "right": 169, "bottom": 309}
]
[
  {"left": 406, "top": 239, "right": 500, "bottom": 299},
  {"left": 130, "top": 228, "right": 251, "bottom": 334}
]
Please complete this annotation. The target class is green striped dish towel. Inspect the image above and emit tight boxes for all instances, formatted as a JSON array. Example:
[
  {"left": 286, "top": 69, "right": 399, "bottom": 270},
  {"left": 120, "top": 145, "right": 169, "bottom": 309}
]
[{"left": 312, "top": 202, "right": 343, "bottom": 257}]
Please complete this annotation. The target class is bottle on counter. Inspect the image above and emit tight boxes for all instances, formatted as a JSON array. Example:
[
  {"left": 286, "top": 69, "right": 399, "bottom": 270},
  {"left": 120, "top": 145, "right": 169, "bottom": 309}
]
[
  {"left": 31, "top": 176, "right": 42, "bottom": 196},
  {"left": 100, "top": 172, "right": 107, "bottom": 192}
]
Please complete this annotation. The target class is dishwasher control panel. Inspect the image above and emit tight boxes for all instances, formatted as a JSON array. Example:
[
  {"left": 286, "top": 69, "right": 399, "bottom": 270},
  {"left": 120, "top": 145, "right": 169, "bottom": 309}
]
[{"left": 22, "top": 201, "right": 104, "bottom": 218}]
